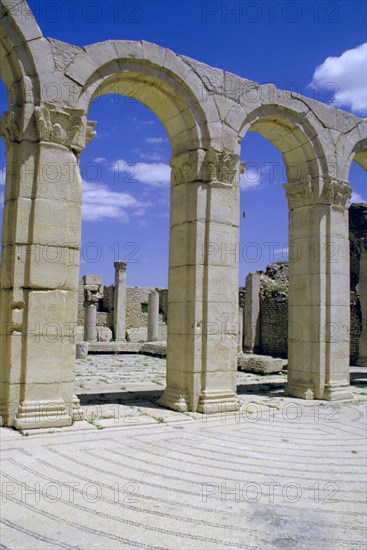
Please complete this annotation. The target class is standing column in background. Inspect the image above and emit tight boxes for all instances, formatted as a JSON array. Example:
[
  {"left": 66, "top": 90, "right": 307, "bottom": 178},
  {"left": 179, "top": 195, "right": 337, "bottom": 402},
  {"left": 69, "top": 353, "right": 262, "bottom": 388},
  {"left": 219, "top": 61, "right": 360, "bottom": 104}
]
[
  {"left": 114, "top": 262, "right": 127, "bottom": 341},
  {"left": 148, "top": 289, "right": 159, "bottom": 342},
  {"left": 83, "top": 276, "right": 103, "bottom": 342}
]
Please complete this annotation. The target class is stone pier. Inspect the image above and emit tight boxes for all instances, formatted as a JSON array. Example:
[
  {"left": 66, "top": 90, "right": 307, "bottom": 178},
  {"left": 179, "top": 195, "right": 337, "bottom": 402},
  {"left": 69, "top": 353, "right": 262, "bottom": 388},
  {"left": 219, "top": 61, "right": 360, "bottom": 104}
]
[
  {"left": 148, "top": 290, "right": 159, "bottom": 342},
  {"left": 244, "top": 272, "right": 261, "bottom": 353},
  {"left": 114, "top": 262, "right": 127, "bottom": 341}
]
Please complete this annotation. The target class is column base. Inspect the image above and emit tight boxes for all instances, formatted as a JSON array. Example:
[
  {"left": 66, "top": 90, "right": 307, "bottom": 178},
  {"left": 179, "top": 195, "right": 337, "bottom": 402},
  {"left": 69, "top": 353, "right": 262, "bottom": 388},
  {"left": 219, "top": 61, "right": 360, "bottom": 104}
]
[
  {"left": 14, "top": 400, "right": 72, "bottom": 430},
  {"left": 356, "top": 357, "right": 367, "bottom": 367},
  {"left": 322, "top": 383, "right": 354, "bottom": 401},
  {"left": 72, "top": 394, "right": 84, "bottom": 422},
  {"left": 197, "top": 390, "right": 239, "bottom": 414},
  {"left": 158, "top": 386, "right": 189, "bottom": 413},
  {"left": 285, "top": 384, "right": 315, "bottom": 400}
]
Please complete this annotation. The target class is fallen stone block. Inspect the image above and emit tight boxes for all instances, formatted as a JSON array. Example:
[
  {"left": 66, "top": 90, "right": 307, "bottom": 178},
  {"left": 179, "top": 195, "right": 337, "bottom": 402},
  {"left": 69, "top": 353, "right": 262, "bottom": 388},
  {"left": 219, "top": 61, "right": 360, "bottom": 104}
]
[
  {"left": 76, "top": 342, "right": 89, "bottom": 359},
  {"left": 237, "top": 353, "right": 284, "bottom": 374}
]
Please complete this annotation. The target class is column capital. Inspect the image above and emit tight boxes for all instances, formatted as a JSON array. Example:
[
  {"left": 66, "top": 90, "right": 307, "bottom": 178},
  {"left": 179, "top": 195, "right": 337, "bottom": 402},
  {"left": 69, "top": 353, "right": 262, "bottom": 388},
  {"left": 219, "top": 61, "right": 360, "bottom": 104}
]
[
  {"left": 170, "top": 147, "right": 240, "bottom": 187},
  {"left": 0, "top": 109, "right": 21, "bottom": 145},
  {"left": 114, "top": 261, "right": 127, "bottom": 272},
  {"left": 322, "top": 177, "right": 352, "bottom": 207},
  {"left": 284, "top": 176, "right": 352, "bottom": 210},
  {"left": 34, "top": 101, "right": 96, "bottom": 153},
  {"left": 83, "top": 275, "right": 103, "bottom": 303}
]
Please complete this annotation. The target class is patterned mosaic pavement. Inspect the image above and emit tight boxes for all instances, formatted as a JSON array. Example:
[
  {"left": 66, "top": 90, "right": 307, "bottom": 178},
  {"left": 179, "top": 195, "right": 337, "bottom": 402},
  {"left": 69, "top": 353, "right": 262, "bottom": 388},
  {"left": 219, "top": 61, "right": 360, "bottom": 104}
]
[{"left": 1, "top": 355, "right": 366, "bottom": 549}]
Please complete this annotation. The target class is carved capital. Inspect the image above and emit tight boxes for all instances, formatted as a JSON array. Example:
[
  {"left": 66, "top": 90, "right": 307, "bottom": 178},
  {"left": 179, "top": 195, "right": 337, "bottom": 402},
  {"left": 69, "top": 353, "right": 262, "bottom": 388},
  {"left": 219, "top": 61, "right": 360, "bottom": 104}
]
[
  {"left": 284, "top": 176, "right": 314, "bottom": 209},
  {"left": 322, "top": 178, "right": 352, "bottom": 207},
  {"left": 170, "top": 148, "right": 240, "bottom": 186},
  {"left": 114, "top": 261, "right": 127, "bottom": 272},
  {"left": 0, "top": 109, "right": 21, "bottom": 145},
  {"left": 170, "top": 150, "right": 203, "bottom": 186},
  {"left": 203, "top": 148, "right": 240, "bottom": 185},
  {"left": 35, "top": 102, "right": 96, "bottom": 153},
  {"left": 83, "top": 275, "right": 103, "bottom": 303}
]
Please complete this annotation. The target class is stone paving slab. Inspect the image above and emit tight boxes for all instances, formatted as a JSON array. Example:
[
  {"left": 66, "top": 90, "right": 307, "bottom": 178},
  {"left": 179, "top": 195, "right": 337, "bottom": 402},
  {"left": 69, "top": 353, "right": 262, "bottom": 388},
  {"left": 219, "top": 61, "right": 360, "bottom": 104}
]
[{"left": 1, "top": 355, "right": 366, "bottom": 549}]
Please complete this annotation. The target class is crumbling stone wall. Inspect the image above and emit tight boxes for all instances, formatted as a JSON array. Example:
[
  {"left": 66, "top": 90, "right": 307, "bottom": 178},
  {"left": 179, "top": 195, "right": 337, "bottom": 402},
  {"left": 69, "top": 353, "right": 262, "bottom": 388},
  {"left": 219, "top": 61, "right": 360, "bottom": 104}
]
[
  {"left": 260, "top": 291, "right": 288, "bottom": 358},
  {"left": 350, "top": 291, "right": 362, "bottom": 364}
]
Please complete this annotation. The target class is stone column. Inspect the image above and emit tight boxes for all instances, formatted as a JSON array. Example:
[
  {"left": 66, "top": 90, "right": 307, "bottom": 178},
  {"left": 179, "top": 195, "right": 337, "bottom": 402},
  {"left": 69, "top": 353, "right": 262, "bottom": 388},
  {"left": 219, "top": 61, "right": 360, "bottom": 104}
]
[
  {"left": 284, "top": 176, "right": 353, "bottom": 400},
  {"left": 84, "top": 302, "right": 97, "bottom": 342},
  {"left": 357, "top": 241, "right": 367, "bottom": 366},
  {"left": 113, "top": 261, "right": 127, "bottom": 341},
  {"left": 238, "top": 307, "right": 244, "bottom": 352},
  {"left": 0, "top": 104, "right": 96, "bottom": 429},
  {"left": 148, "top": 290, "right": 159, "bottom": 342},
  {"left": 83, "top": 276, "right": 103, "bottom": 342},
  {"left": 159, "top": 149, "right": 240, "bottom": 413},
  {"left": 243, "top": 272, "right": 261, "bottom": 353}
]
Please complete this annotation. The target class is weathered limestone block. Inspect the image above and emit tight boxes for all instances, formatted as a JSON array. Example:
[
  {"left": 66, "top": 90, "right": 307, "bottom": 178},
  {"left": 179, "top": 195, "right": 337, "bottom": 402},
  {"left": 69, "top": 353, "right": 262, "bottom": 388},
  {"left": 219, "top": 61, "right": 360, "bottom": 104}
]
[
  {"left": 238, "top": 353, "right": 283, "bottom": 374},
  {"left": 140, "top": 342, "right": 167, "bottom": 357},
  {"left": 126, "top": 327, "right": 147, "bottom": 343},
  {"left": 97, "top": 326, "right": 112, "bottom": 342},
  {"left": 76, "top": 342, "right": 89, "bottom": 359}
]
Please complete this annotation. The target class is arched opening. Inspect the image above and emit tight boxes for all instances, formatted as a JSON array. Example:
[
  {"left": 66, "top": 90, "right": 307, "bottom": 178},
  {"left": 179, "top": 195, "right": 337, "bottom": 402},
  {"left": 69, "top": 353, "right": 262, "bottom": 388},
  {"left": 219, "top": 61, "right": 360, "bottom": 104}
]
[
  {"left": 238, "top": 131, "right": 289, "bottom": 389},
  {"left": 75, "top": 92, "right": 171, "bottom": 408},
  {"left": 68, "top": 45, "right": 212, "bottom": 419}
]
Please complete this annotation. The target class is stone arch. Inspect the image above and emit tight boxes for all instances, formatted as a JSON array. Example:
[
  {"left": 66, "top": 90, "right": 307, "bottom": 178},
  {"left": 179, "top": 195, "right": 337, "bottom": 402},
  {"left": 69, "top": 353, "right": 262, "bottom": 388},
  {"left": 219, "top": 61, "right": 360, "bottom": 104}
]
[
  {"left": 337, "top": 119, "right": 367, "bottom": 180},
  {"left": 0, "top": 0, "right": 54, "bottom": 107},
  {"left": 237, "top": 103, "right": 329, "bottom": 183},
  {"left": 64, "top": 41, "right": 215, "bottom": 155},
  {"left": 236, "top": 100, "right": 354, "bottom": 401}
]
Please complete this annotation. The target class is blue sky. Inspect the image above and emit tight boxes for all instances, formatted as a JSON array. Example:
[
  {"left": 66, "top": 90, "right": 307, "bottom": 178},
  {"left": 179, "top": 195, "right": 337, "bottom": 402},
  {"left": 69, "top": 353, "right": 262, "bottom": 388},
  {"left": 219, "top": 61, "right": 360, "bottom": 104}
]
[{"left": 1, "top": 0, "right": 366, "bottom": 286}]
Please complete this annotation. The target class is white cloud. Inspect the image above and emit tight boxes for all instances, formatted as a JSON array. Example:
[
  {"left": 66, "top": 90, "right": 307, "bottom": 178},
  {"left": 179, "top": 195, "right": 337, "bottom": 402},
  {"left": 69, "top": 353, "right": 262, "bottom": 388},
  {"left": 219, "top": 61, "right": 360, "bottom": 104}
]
[
  {"left": 92, "top": 157, "right": 106, "bottom": 163},
  {"left": 145, "top": 137, "right": 164, "bottom": 145},
  {"left": 351, "top": 190, "right": 366, "bottom": 204},
  {"left": 132, "top": 148, "right": 166, "bottom": 162},
  {"left": 0, "top": 167, "right": 5, "bottom": 186},
  {"left": 310, "top": 43, "right": 367, "bottom": 114},
  {"left": 110, "top": 159, "right": 170, "bottom": 187},
  {"left": 82, "top": 179, "right": 148, "bottom": 222},
  {"left": 240, "top": 166, "right": 262, "bottom": 190}
]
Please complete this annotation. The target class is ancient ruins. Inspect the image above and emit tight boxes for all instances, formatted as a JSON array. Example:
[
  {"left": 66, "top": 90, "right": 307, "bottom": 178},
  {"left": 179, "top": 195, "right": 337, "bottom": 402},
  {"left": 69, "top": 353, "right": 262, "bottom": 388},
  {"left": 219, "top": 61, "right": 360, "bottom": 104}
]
[{"left": 0, "top": 0, "right": 366, "bottom": 429}]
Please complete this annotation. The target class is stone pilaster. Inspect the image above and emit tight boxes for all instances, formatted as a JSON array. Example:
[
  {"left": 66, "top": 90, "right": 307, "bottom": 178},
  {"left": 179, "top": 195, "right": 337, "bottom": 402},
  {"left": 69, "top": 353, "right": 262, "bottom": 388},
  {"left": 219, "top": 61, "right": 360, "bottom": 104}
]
[
  {"left": 284, "top": 176, "right": 353, "bottom": 401},
  {"left": 113, "top": 261, "right": 127, "bottom": 341},
  {"left": 159, "top": 148, "right": 240, "bottom": 414},
  {"left": 148, "top": 290, "right": 159, "bottom": 342}
]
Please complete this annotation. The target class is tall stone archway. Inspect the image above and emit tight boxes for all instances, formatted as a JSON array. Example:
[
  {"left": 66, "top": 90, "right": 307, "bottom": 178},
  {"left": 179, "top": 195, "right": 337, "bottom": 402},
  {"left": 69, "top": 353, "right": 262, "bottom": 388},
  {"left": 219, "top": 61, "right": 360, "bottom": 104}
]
[{"left": 237, "top": 102, "right": 353, "bottom": 400}]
